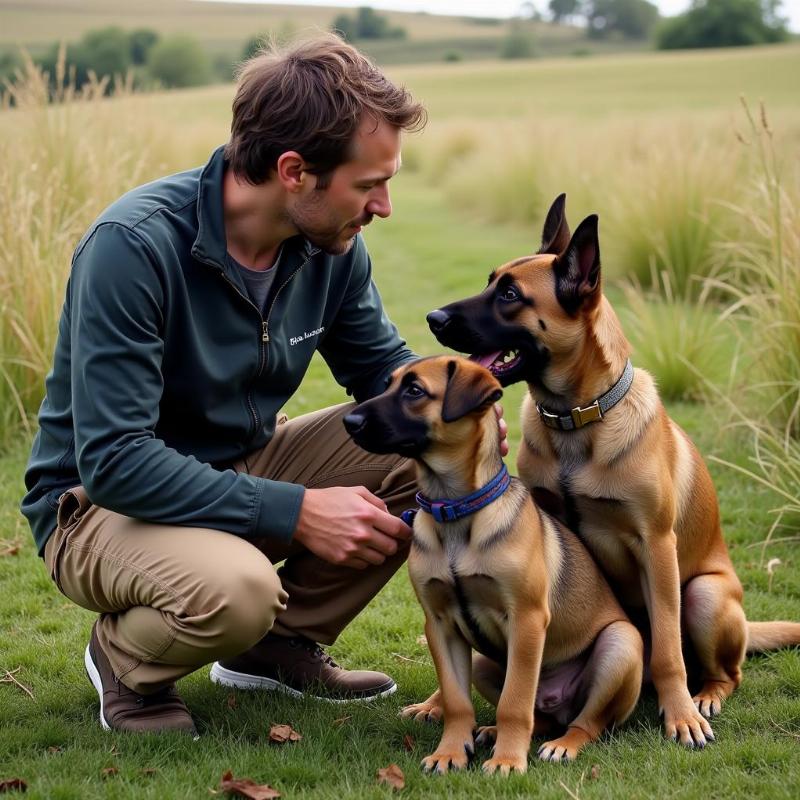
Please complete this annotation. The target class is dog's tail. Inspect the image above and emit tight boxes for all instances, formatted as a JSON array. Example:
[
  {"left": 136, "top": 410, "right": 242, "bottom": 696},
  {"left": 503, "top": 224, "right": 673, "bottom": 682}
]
[{"left": 746, "top": 621, "right": 800, "bottom": 653}]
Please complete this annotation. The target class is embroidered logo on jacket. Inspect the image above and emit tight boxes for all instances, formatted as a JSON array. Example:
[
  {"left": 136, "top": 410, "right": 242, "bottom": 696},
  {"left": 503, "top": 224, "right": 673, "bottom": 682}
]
[{"left": 289, "top": 327, "right": 324, "bottom": 346}]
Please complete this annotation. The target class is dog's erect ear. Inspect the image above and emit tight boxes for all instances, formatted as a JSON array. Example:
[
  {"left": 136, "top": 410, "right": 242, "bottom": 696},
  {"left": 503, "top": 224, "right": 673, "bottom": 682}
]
[
  {"left": 538, "top": 193, "right": 571, "bottom": 255},
  {"left": 553, "top": 214, "right": 601, "bottom": 314},
  {"left": 441, "top": 360, "right": 503, "bottom": 423}
]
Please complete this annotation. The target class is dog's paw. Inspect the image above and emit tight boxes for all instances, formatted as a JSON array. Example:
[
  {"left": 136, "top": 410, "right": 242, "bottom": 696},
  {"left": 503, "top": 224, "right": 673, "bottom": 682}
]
[
  {"left": 421, "top": 741, "right": 474, "bottom": 774},
  {"left": 475, "top": 725, "right": 497, "bottom": 746},
  {"left": 537, "top": 725, "right": 591, "bottom": 762},
  {"left": 400, "top": 701, "right": 444, "bottom": 724},
  {"left": 481, "top": 752, "right": 528, "bottom": 776},
  {"left": 692, "top": 681, "right": 730, "bottom": 719},
  {"left": 662, "top": 698, "right": 715, "bottom": 748}
]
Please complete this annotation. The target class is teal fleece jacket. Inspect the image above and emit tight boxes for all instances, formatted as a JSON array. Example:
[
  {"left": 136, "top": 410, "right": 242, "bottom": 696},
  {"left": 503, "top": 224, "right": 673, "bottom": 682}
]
[{"left": 22, "top": 146, "right": 415, "bottom": 555}]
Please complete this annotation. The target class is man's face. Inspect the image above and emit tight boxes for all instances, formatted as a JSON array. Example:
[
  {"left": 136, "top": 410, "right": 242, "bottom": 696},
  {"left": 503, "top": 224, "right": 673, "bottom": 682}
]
[{"left": 289, "top": 118, "right": 401, "bottom": 255}]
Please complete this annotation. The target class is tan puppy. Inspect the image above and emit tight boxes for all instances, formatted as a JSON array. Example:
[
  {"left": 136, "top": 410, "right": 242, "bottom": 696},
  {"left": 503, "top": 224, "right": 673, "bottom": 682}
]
[
  {"left": 426, "top": 194, "right": 800, "bottom": 748},
  {"left": 344, "top": 356, "right": 642, "bottom": 774}
]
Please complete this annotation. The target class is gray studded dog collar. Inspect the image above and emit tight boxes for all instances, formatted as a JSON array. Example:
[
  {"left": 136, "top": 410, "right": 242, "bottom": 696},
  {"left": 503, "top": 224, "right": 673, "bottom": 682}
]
[{"left": 536, "top": 359, "right": 634, "bottom": 432}]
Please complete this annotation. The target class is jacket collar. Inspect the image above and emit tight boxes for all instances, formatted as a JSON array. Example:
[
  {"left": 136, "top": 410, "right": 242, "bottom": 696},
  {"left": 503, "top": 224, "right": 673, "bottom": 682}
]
[{"left": 190, "top": 145, "right": 318, "bottom": 274}]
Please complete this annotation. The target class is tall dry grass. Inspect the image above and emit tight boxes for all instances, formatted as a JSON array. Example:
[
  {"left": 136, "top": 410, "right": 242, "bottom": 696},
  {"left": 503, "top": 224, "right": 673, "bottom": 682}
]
[
  {"left": 707, "top": 101, "right": 800, "bottom": 544},
  {"left": 0, "top": 49, "right": 181, "bottom": 448}
]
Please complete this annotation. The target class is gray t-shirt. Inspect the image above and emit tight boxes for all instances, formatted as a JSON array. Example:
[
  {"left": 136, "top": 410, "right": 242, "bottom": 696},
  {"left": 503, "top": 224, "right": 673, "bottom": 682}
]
[{"left": 227, "top": 248, "right": 282, "bottom": 314}]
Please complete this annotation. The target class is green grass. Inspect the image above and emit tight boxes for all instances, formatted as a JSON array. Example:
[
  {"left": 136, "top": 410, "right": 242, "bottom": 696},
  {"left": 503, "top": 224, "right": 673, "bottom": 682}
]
[{"left": 1, "top": 176, "right": 799, "bottom": 799}]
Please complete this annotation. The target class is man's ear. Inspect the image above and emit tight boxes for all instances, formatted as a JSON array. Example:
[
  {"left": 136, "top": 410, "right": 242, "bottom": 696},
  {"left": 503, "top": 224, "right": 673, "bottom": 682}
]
[
  {"left": 538, "top": 193, "right": 571, "bottom": 255},
  {"left": 441, "top": 360, "right": 503, "bottom": 423},
  {"left": 553, "top": 214, "right": 601, "bottom": 314},
  {"left": 276, "top": 151, "right": 308, "bottom": 192}
]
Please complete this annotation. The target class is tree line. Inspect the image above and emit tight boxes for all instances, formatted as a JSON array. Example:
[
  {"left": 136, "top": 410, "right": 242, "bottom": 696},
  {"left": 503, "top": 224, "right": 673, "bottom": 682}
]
[{"left": 543, "top": 0, "right": 788, "bottom": 47}]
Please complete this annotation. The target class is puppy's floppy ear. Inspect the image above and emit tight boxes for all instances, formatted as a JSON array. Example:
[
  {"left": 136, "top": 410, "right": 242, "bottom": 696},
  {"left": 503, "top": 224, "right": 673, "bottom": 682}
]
[
  {"left": 441, "top": 360, "right": 503, "bottom": 423},
  {"left": 553, "top": 214, "right": 601, "bottom": 314},
  {"left": 538, "top": 193, "right": 571, "bottom": 255}
]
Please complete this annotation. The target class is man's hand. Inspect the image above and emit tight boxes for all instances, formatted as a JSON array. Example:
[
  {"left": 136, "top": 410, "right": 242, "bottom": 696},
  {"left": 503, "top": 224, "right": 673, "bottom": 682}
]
[
  {"left": 294, "top": 486, "right": 412, "bottom": 569},
  {"left": 496, "top": 403, "right": 509, "bottom": 458}
]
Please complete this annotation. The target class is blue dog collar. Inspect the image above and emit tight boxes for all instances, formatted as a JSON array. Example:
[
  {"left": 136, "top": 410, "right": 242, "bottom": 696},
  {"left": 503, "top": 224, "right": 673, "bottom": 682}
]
[{"left": 402, "top": 464, "right": 511, "bottom": 525}]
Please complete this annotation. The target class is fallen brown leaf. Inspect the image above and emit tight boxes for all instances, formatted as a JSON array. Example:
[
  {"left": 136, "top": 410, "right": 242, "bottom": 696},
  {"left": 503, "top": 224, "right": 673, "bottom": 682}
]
[
  {"left": 415, "top": 635, "right": 427, "bottom": 646},
  {"left": 219, "top": 770, "right": 280, "bottom": 799},
  {"left": 0, "top": 778, "right": 27, "bottom": 793},
  {"left": 376, "top": 764, "right": 405, "bottom": 791},
  {"left": 332, "top": 715, "right": 351, "bottom": 727},
  {"left": 268, "top": 724, "right": 301, "bottom": 744},
  {"left": 227, "top": 693, "right": 237, "bottom": 709},
  {"left": 142, "top": 768, "right": 159, "bottom": 777},
  {"left": 101, "top": 767, "right": 118, "bottom": 779},
  {"left": 402, "top": 734, "right": 415, "bottom": 752},
  {"left": 46, "top": 746, "right": 63, "bottom": 755},
  {"left": 590, "top": 764, "right": 601, "bottom": 780},
  {"left": 0, "top": 545, "right": 19, "bottom": 557}
]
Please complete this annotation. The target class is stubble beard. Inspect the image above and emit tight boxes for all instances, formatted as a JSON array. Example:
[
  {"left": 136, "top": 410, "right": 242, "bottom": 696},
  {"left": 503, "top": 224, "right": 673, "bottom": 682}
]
[{"left": 288, "top": 194, "right": 367, "bottom": 256}]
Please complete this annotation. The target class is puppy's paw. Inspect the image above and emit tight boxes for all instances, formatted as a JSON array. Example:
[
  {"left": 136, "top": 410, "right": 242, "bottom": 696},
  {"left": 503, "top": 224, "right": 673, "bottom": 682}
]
[
  {"left": 421, "top": 740, "right": 473, "bottom": 774},
  {"left": 481, "top": 751, "right": 528, "bottom": 776},
  {"left": 401, "top": 700, "right": 443, "bottom": 724},
  {"left": 475, "top": 725, "right": 497, "bottom": 746},
  {"left": 537, "top": 725, "right": 591, "bottom": 762},
  {"left": 662, "top": 697, "right": 715, "bottom": 748}
]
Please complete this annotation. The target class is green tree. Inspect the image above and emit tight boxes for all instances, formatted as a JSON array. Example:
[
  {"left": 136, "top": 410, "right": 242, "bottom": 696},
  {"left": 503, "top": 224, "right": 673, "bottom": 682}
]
[
  {"left": 147, "top": 35, "right": 211, "bottom": 88},
  {"left": 549, "top": 0, "right": 584, "bottom": 23},
  {"left": 331, "top": 7, "right": 405, "bottom": 41},
  {"left": 128, "top": 29, "right": 159, "bottom": 66},
  {"left": 658, "top": 0, "right": 788, "bottom": 49},
  {"left": 586, "top": 0, "right": 659, "bottom": 39},
  {"left": 242, "top": 34, "right": 267, "bottom": 61},
  {"left": 332, "top": 13, "right": 359, "bottom": 41}
]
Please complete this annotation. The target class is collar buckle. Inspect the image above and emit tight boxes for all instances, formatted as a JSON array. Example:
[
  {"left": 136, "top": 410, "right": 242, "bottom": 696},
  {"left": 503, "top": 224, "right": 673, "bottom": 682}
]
[{"left": 571, "top": 401, "right": 603, "bottom": 429}]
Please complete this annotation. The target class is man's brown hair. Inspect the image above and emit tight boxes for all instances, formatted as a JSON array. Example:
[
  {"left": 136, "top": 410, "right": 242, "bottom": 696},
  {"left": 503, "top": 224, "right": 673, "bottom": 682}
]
[{"left": 224, "top": 33, "right": 426, "bottom": 186}]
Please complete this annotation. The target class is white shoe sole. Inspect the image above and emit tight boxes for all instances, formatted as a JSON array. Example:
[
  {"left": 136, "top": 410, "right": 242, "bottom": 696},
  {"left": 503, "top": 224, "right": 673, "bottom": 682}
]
[
  {"left": 209, "top": 662, "right": 397, "bottom": 703},
  {"left": 84, "top": 642, "right": 111, "bottom": 731}
]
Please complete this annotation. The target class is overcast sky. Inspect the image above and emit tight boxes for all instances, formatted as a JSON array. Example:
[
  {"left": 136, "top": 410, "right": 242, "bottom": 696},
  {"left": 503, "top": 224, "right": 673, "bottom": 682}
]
[{"left": 205, "top": 0, "right": 800, "bottom": 32}]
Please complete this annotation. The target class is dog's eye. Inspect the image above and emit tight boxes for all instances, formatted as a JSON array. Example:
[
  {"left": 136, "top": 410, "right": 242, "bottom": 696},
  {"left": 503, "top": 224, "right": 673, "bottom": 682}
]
[
  {"left": 498, "top": 285, "right": 520, "bottom": 303},
  {"left": 403, "top": 383, "right": 426, "bottom": 399}
]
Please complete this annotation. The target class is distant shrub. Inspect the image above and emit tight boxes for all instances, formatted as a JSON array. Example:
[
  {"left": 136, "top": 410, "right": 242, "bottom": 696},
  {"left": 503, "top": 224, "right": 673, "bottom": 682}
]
[
  {"left": 147, "top": 35, "right": 211, "bottom": 88},
  {"left": 443, "top": 50, "right": 462, "bottom": 62},
  {"left": 33, "top": 27, "right": 160, "bottom": 94},
  {"left": 501, "top": 24, "right": 537, "bottom": 59},
  {"left": 332, "top": 7, "right": 406, "bottom": 41},
  {"left": 586, "top": 0, "right": 660, "bottom": 40}
]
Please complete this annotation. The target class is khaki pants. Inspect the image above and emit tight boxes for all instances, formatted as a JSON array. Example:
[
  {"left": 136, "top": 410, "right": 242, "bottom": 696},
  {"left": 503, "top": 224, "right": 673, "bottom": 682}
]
[{"left": 43, "top": 403, "right": 415, "bottom": 694}]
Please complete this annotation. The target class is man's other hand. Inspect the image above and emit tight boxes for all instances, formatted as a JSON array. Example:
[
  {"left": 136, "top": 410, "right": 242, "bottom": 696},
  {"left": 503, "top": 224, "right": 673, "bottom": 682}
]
[
  {"left": 496, "top": 403, "right": 509, "bottom": 458},
  {"left": 294, "top": 486, "right": 412, "bottom": 569}
]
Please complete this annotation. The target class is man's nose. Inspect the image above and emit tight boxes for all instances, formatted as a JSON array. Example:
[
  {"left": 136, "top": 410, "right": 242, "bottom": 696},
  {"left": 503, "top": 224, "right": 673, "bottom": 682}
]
[{"left": 367, "top": 185, "right": 392, "bottom": 219}]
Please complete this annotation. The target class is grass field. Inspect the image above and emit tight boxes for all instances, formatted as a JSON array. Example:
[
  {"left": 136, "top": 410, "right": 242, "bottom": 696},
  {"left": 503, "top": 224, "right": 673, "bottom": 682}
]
[{"left": 1, "top": 41, "right": 800, "bottom": 799}]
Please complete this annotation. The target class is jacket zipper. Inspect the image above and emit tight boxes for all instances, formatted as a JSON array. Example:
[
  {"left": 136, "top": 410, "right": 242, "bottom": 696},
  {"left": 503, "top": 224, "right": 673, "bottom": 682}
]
[{"left": 208, "top": 249, "right": 317, "bottom": 443}]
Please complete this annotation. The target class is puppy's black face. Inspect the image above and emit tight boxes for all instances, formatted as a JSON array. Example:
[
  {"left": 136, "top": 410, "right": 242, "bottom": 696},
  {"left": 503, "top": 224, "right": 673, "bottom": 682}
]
[
  {"left": 343, "top": 357, "right": 503, "bottom": 459},
  {"left": 344, "top": 369, "right": 431, "bottom": 458}
]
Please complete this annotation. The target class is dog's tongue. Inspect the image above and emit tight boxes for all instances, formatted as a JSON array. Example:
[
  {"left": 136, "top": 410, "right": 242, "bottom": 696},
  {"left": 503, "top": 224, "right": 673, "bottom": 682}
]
[{"left": 470, "top": 351, "right": 503, "bottom": 369}]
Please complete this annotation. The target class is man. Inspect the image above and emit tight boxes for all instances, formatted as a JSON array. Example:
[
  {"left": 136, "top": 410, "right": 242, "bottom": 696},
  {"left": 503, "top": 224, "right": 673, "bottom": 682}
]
[{"left": 21, "top": 34, "right": 433, "bottom": 735}]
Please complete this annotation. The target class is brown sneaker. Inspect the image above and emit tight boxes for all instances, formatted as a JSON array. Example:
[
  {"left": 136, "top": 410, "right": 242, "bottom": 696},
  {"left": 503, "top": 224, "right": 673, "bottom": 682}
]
[
  {"left": 209, "top": 634, "right": 396, "bottom": 702},
  {"left": 84, "top": 622, "right": 197, "bottom": 735}
]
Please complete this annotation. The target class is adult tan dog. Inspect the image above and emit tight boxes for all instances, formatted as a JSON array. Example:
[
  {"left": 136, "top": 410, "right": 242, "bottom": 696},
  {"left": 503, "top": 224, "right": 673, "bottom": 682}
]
[
  {"left": 344, "top": 356, "right": 643, "bottom": 773},
  {"left": 425, "top": 194, "right": 800, "bottom": 748}
]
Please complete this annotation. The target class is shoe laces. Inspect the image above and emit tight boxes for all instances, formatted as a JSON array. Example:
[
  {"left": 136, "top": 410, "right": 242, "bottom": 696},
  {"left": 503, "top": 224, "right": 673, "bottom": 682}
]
[
  {"left": 135, "top": 685, "right": 177, "bottom": 707},
  {"left": 289, "top": 637, "right": 339, "bottom": 668}
]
